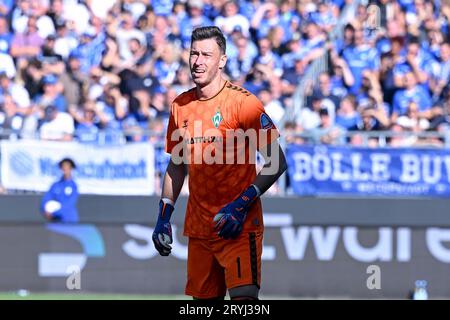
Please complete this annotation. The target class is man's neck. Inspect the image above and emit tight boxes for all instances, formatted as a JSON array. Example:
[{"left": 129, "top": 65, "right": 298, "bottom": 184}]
[{"left": 196, "top": 76, "right": 226, "bottom": 100}]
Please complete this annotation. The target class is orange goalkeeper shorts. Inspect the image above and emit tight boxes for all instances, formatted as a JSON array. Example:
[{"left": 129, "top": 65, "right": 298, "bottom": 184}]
[{"left": 185, "top": 231, "right": 263, "bottom": 299}]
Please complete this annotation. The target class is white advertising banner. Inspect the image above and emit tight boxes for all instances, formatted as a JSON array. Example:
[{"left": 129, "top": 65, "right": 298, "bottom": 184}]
[{"left": 0, "top": 140, "right": 155, "bottom": 195}]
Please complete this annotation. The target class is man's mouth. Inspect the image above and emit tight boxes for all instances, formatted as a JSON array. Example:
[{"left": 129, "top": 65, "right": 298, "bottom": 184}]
[{"left": 192, "top": 70, "right": 206, "bottom": 77}]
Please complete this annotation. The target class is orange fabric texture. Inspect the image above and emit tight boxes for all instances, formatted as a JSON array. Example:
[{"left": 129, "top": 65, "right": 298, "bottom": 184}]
[
  {"left": 185, "top": 232, "right": 263, "bottom": 298},
  {"left": 165, "top": 81, "right": 279, "bottom": 238}
]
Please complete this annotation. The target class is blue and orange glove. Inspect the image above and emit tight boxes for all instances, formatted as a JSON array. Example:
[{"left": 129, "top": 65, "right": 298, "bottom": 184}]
[
  {"left": 213, "top": 185, "right": 260, "bottom": 239},
  {"left": 152, "top": 199, "right": 174, "bottom": 256}
]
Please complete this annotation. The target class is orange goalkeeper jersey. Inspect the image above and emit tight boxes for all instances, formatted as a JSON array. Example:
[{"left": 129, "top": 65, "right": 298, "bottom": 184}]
[{"left": 165, "top": 81, "right": 279, "bottom": 239}]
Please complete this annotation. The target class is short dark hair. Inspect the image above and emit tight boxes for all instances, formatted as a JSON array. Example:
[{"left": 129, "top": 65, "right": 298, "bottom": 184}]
[
  {"left": 59, "top": 158, "right": 76, "bottom": 169},
  {"left": 191, "top": 26, "right": 226, "bottom": 54}
]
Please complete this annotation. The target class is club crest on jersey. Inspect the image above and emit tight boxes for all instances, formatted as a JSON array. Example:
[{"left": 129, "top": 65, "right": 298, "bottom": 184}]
[
  {"left": 260, "top": 113, "right": 274, "bottom": 130},
  {"left": 212, "top": 110, "right": 223, "bottom": 128}
]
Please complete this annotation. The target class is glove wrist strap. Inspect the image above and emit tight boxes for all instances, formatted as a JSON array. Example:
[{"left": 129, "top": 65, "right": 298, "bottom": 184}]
[
  {"left": 159, "top": 199, "right": 174, "bottom": 222},
  {"left": 250, "top": 184, "right": 261, "bottom": 198}
]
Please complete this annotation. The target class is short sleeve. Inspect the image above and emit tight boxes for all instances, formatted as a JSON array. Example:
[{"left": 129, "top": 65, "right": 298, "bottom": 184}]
[
  {"left": 165, "top": 103, "right": 180, "bottom": 154},
  {"left": 238, "top": 94, "right": 280, "bottom": 150}
]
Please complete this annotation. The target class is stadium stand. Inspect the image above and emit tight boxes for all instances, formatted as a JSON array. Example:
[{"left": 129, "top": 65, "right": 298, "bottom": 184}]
[{"left": 0, "top": 0, "right": 449, "bottom": 195}]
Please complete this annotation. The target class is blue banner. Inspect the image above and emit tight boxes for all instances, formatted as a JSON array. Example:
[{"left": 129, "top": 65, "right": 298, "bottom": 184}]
[{"left": 286, "top": 145, "right": 450, "bottom": 197}]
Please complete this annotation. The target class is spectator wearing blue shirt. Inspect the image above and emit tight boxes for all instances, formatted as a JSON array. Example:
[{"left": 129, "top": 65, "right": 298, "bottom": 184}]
[
  {"left": 75, "top": 106, "right": 99, "bottom": 143},
  {"left": 302, "top": 21, "right": 326, "bottom": 52},
  {"left": 430, "top": 42, "right": 450, "bottom": 100},
  {"left": 310, "top": 72, "right": 341, "bottom": 115},
  {"left": 281, "top": 56, "right": 307, "bottom": 97},
  {"left": 253, "top": 37, "right": 283, "bottom": 77},
  {"left": 152, "top": 0, "right": 174, "bottom": 16},
  {"left": 342, "top": 28, "right": 380, "bottom": 95},
  {"left": 243, "top": 64, "right": 270, "bottom": 96},
  {"left": 179, "top": 0, "right": 212, "bottom": 48},
  {"left": 310, "top": 1, "right": 337, "bottom": 34},
  {"left": 329, "top": 51, "right": 355, "bottom": 99},
  {"left": 41, "top": 158, "right": 79, "bottom": 223},
  {"left": 0, "top": 0, "right": 13, "bottom": 15},
  {"left": 34, "top": 74, "right": 67, "bottom": 112},
  {"left": 335, "top": 95, "right": 360, "bottom": 130},
  {"left": 393, "top": 38, "right": 436, "bottom": 88},
  {"left": 392, "top": 71, "right": 432, "bottom": 123},
  {"left": 239, "top": 0, "right": 262, "bottom": 21},
  {"left": 251, "top": 1, "right": 290, "bottom": 42},
  {"left": 226, "top": 34, "right": 258, "bottom": 83}
]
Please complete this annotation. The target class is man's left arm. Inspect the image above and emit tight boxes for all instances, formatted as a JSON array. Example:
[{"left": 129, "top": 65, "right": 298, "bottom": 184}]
[
  {"left": 213, "top": 139, "right": 287, "bottom": 239},
  {"left": 252, "top": 139, "right": 288, "bottom": 196},
  {"left": 213, "top": 95, "right": 287, "bottom": 239}
]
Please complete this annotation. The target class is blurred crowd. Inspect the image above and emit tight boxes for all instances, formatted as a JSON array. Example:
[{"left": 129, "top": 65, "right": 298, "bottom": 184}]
[
  {"left": 286, "top": 0, "right": 450, "bottom": 148},
  {"left": 0, "top": 0, "right": 345, "bottom": 146},
  {"left": 0, "top": 0, "right": 449, "bottom": 153}
]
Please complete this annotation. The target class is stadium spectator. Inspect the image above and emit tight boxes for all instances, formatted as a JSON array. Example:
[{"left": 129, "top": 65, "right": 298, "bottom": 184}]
[
  {"left": 310, "top": 71, "right": 341, "bottom": 114},
  {"left": 430, "top": 42, "right": 450, "bottom": 101},
  {"left": 0, "top": 94, "right": 24, "bottom": 140},
  {"left": 281, "top": 56, "right": 307, "bottom": 97},
  {"left": 243, "top": 63, "right": 270, "bottom": 96},
  {"left": 335, "top": 95, "right": 360, "bottom": 131},
  {"left": 40, "top": 158, "right": 79, "bottom": 223},
  {"left": 342, "top": 27, "right": 380, "bottom": 95},
  {"left": 10, "top": 15, "right": 44, "bottom": 61},
  {"left": 179, "top": 0, "right": 212, "bottom": 49},
  {"left": 74, "top": 100, "right": 100, "bottom": 143},
  {"left": 307, "top": 108, "right": 346, "bottom": 145},
  {"left": 59, "top": 51, "right": 89, "bottom": 107},
  {"left": 39, "top": 105, "right": 74, "bottom": 141},
  {"left": 0, "top": 71, "right": 31, "bottom": 109},
  {"left": 391, "top": 71, "right": 432, "bottom": 123},
  {"left": 214, "top": 0, "right": 250, "bottom": 37},
  {"left": 226, "top": 33, "right": 258, "bottom": 83},
  {"left": 396, "top": 101, "right": 430, "bottom": 132},
  {"left": 0, "top": 15, "right": 12, "bottom": 54},
  {"left": 0, "top": 0, "right": 446, "bottom": 158},
  {"left": 172, "top": 65, "right": 194, "bottom": 94},
  {"left": 33, "top": 74, "right": 67, "bottom": 112},
  {"left": 258, "top": 88, "right": 285, "bottom": 129},
  {"left": 296, "top": 94, "right": 322, "bottom": 131},
  {"left": 328, "top": 53, "right": 354, "bottom": 99}
]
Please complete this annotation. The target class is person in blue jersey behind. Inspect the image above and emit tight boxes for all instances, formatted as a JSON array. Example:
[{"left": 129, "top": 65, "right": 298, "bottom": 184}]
[{"left": 40, "top": 158, "right": 79, "bottom": 223}]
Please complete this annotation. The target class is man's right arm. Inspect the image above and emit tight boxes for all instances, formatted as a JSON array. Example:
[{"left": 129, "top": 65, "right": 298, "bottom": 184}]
[
  {"left": 152, "top": 157, "right": 186, "bottom": 256},
  {"left": 161, "top": 156, "right": 187, "bottom": 204}
]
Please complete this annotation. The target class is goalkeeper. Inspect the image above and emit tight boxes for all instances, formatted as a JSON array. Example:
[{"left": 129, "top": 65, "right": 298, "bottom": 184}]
[{"left": 152, "top": 26, "right": 287, "bottom": 300}]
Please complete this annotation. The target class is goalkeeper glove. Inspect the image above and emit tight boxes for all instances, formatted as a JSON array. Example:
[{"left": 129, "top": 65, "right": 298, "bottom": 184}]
[
  {"left": 152, "top": 199, "right": 174, "bottom": 256},
  {"left": 213, "top": 185, "right": 260, "bottom": 239}
]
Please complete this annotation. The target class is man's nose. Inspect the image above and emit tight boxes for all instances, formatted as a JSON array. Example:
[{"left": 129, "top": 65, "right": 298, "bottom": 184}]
[{"left": 194, "top": 54, "right": 205, "bottom": 66}]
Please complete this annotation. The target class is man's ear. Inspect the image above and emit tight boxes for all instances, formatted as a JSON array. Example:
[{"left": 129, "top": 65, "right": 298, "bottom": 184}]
[{"left": 219, "top": 54, "right": 227, "bottom": 69}]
